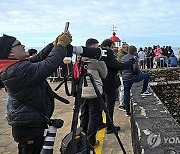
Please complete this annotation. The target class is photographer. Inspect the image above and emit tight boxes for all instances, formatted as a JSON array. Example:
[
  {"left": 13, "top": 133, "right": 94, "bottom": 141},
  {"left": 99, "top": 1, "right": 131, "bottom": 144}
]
[
  {"left": 80, "top": 38, "right": 107, "bottom": 148},
  {"left": 0, "top": 33, "right": 72, "bottom": 154},
  {"left": 101, "top": 39, "right": 135, "bottom": 134}
]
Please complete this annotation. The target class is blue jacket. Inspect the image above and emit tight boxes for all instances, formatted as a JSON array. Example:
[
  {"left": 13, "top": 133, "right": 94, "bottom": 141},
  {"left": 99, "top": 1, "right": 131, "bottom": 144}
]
[
  {"left": 121, "top": 53, "right": 140, "bottom": 81},
  {"left": 169, "top": 56, "right": 178, "bottom": 67}
]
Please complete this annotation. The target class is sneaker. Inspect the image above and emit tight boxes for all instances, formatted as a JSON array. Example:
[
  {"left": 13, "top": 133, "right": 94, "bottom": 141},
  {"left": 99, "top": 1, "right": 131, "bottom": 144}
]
[
  {"left": 97, "top": 123, "right": 107, "bottom": 130},
  {"left": 126, "top": 112, "right": 131, "bottom": 117},
  {"left": 106, "top": 126, "right": 120, "bottom": 134},
  {"left": 93, "top": 140, "right": 100, "bottom": 148},
  {"left": 141, "top": 91, "right": 152, "bottom": 96},
  {"left": 119, "top": 106, "right": 126, "bottom": 112}
]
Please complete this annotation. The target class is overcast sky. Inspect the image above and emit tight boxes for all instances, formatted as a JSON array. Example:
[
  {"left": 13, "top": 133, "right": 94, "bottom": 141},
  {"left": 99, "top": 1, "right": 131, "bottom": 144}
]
[{"left": 1, "top": 0, "right": 180, "bottom": 49}]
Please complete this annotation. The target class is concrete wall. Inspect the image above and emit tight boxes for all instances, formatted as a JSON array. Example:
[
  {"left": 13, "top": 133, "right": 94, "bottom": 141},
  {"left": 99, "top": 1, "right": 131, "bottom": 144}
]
[
  {"left": 151, "top": 82, "right": 180, "bottom": 125},
  {"left": 131, "top": 67, "right": 180, "bottom": 154},
  {"left": 142, "top": 67, "right": 180, "bottom": 82}
]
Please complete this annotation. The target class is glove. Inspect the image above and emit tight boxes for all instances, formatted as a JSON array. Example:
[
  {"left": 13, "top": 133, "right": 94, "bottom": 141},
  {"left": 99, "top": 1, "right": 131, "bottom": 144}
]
[
  {"left": 53, "top": 33, "right": 62, "bottom": 46},
  {"left": 56, "top": 32, "right": 72, "bottom": 47}
]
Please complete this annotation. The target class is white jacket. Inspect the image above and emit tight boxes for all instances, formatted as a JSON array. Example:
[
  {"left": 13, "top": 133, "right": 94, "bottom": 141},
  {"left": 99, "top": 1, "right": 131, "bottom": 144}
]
[{"left": 138, "top": 51, "right": 146, "bottom": 61}]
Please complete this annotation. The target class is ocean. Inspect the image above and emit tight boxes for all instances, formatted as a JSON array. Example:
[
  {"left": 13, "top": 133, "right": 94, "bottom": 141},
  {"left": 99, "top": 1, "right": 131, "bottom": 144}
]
[{"left": 172, "top": 47, "right": 179, "bottom": 57}]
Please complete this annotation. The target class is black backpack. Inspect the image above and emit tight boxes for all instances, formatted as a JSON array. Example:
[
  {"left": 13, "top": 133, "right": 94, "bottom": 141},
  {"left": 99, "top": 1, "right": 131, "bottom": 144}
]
[{"left": 60, "top": 127, "right": 95, "bottom": 154}]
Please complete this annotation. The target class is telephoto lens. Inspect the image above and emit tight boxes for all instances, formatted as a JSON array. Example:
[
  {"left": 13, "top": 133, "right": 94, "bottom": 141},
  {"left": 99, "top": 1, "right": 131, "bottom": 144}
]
[
  {"left": 40, "top": 126, "right": 57, "bottom": 154},
  {"left": 40, "top": 119, "right": 64, "bottom": 154}
]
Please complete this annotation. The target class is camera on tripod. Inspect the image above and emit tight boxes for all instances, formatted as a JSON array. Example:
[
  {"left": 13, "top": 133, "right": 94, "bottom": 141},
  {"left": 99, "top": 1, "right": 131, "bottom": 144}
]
[{"left": 51, "top": 22, "right": 126, "bottom": 154}]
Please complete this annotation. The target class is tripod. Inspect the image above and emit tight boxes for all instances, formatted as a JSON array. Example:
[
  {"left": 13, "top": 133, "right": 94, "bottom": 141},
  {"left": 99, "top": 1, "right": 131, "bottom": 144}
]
[{"left": 70, "top": 61, "right": 127, "bottom": 154}]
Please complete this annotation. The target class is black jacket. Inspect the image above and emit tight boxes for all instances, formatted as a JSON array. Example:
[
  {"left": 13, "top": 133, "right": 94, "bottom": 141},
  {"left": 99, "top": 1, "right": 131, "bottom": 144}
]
[
  {"left": 103, "top": 56, "right": 134, "bottom": 93},
  {"left": 0, "top": 44, "right": 66, "bottom": 128}
]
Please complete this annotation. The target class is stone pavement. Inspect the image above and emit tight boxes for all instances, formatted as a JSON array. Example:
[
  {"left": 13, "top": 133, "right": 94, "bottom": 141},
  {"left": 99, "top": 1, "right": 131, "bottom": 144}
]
[{"left": 0, "top": 82, "right": 133, "bottom": 154}]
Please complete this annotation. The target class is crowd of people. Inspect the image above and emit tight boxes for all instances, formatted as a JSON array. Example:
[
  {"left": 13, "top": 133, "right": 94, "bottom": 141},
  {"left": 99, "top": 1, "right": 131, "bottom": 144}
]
[
  {"left": 131, "top": 45, "right": 179, "bottom": 69},
  {"left": 0, "top": 31, "right": 179, "bottom": 153}
]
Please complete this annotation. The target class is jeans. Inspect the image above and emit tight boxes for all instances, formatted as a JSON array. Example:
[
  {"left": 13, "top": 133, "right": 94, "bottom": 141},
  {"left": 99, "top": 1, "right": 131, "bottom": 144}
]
[
  {"left": 80, "top": 97, "right": 100, "bottom": 145},
  {"left": 123, "top": 73, "right": 150, "bottom": 113},
  {"left": 104, "top": 89, "right": 116, "bottom": 130}
]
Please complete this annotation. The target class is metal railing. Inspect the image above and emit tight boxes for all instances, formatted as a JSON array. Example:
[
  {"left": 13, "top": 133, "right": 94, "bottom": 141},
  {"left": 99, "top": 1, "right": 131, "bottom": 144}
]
[
  {"left": 48, "top": 63, "right": 72, "bottom": 82},
  {"left": 139, "top": 56, "right": 169, "bottom": 70}
]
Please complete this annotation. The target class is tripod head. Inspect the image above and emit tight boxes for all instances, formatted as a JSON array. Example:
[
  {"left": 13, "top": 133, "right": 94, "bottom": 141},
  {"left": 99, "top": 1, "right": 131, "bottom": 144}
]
[{"left": 80, "top": 60, "right": 91, "bottom": 73}]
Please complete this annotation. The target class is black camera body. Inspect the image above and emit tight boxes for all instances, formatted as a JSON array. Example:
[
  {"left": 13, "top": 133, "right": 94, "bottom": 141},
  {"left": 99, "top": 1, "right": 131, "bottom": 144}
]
[{"left": 49, "top": 119, "right": 64, "bottom": 128}]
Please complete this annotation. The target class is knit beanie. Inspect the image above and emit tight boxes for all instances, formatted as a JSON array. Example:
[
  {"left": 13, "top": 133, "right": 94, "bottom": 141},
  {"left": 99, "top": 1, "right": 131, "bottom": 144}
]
[{"left": 0, "top": 34, "right": 16, "bottom": 59}]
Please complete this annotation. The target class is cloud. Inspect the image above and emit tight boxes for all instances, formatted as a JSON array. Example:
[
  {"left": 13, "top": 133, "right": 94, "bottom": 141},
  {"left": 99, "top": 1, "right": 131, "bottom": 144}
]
[{"left": 0, "top": 0, "right": 180, "bottom": 47}]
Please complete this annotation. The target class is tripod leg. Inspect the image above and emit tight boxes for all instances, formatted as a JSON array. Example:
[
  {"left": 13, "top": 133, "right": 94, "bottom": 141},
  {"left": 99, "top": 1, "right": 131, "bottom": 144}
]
[
  {"left": 70, "top": 75, "right": 84, "bottom": 154},
  {"left": 89, "top": 74, "right": 127, "bottom": 154}
]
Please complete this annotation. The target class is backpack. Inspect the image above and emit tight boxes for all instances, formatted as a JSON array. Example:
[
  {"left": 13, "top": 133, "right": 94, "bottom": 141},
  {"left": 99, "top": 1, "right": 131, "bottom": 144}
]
[{"left": 60, "top": 127, "right": 95, "bottom": 154}]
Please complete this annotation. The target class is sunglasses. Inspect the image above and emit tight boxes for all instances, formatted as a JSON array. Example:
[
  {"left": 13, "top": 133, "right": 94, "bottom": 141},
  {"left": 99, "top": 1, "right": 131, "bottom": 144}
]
[{"left": 12, "top": 42, "right": 22, "bottom": 48}]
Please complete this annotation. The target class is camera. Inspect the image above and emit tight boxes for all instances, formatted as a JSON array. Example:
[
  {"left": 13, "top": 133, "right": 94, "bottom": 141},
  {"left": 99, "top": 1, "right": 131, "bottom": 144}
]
[
  {"left": 49, "top": 119, "right": 64, "bottom": 128},
  {"left": 40, "top": 119, "right": 64, "bottom": 154},
  {"left": 65, "top": 44, "right": 114, "bottom": 61}
]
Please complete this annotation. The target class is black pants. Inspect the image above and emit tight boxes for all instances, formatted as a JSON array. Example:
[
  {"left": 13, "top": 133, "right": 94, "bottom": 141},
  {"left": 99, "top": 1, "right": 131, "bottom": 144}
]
[
  {"left": 18, "top": 132, "right": 44, "bottom": 154},
  {"left": 105, "top": 89, "right": 116, "bottom": 130},
  {"left": 98, "top": 94, "right": 105, "bottom": 126},
  {"left": 80, "top": 98, "right": 100, "bottom": 145}
]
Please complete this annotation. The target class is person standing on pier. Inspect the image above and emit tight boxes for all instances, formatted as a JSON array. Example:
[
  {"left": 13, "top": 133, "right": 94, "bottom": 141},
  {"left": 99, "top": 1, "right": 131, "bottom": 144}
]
[
  {"left": 80, "top": 38, "right": 107, "bottom": 147},
  {"left": 101, "top": 39, "right": 135, "bottom": 134},
  {"left": 0, "top": 33, "right": 72, "bottom": 154},
  {"left": 116, "top": 43, "right": 129, "bottom": 111}
]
